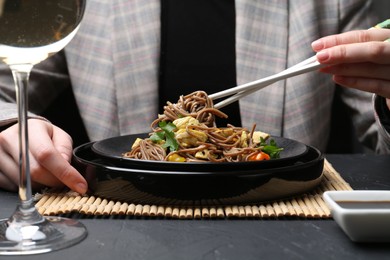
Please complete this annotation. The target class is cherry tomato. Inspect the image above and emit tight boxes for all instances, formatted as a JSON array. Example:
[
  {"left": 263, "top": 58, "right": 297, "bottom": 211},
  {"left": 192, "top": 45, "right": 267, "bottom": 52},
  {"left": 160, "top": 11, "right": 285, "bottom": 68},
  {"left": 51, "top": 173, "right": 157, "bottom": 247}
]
[{"left": 248, "top": 152, "right": 270, "bottom": 161}]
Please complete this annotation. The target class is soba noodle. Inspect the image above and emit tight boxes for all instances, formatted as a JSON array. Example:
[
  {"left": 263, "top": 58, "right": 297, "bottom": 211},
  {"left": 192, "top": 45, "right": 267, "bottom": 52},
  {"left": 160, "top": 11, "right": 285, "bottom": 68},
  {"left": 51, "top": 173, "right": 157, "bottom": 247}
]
[{"left": 123, "top": 91, "right": 282, "bottom": 162}]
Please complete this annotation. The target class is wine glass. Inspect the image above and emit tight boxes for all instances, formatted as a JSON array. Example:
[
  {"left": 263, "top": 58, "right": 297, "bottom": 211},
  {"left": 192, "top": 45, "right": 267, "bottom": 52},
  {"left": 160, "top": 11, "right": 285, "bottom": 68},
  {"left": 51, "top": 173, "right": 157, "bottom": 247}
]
[{"left": 0, "top": 0, "right": 87, "bottom": 255}]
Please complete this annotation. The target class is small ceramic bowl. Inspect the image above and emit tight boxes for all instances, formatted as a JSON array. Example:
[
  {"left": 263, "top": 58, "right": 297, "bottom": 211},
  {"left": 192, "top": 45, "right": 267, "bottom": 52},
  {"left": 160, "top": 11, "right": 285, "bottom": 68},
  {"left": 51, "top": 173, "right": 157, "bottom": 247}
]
[{"left": 323, "top": 190, "right": 390, "bottom": 243}]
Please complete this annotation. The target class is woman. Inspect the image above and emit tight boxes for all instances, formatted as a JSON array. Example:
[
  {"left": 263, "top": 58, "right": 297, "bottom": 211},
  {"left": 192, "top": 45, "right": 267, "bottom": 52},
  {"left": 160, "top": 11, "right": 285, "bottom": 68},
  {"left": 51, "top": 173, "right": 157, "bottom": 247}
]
[{"left": 0, "top": 0, "right": 388, "bottom": 193}]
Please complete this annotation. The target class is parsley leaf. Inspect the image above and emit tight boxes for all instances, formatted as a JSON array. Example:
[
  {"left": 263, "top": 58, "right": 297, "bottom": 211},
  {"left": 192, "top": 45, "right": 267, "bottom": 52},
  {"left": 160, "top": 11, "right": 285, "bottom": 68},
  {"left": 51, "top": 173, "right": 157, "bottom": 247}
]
[
  {"left": 150, "top": 131, "right": 164, "bottom": 142},
  {"left": 150, "top": 121, "right": 179, "bottom": 152},
  {"left": 259, "top": 137, "right": 284, "bottom": 159}
]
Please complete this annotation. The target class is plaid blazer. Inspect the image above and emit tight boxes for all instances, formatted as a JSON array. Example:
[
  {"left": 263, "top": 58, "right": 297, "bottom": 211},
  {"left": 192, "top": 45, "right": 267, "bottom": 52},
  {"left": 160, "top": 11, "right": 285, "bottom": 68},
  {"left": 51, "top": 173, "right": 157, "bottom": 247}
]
[{"left": 0, "top": 0, "right": 388, "bottom": 153}]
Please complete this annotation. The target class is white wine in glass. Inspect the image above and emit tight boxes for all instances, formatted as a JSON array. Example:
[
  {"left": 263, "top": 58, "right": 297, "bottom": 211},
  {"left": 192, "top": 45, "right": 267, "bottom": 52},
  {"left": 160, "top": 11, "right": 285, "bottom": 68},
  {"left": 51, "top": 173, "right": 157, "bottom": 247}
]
[{"left": 0, "top": 0, "right": 87, "bottom": 255}]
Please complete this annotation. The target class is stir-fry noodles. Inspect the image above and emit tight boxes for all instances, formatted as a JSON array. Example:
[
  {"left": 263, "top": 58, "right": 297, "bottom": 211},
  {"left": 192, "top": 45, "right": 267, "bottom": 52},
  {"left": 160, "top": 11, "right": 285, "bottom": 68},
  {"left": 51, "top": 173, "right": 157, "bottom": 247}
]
[{"left": 123, "top": 91, "right": 282, "bottom": 162}]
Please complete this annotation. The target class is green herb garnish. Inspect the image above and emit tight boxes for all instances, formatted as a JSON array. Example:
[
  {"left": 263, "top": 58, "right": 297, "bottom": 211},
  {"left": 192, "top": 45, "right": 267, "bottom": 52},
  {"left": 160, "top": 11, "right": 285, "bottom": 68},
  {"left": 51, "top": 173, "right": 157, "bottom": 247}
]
[
  {"left": 259, "top": 137, "right": 284, "bottom": 159},
  {"left": 150, "top": 121, "right": 179, "bottom": 152}
]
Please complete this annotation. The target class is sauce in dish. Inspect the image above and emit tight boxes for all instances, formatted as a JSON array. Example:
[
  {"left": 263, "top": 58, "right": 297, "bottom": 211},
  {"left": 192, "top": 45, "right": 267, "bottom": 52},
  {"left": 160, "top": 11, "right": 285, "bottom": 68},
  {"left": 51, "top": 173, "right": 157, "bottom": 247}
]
[{"left": 336, "top": 201, "right": 390, "bottom": 210}]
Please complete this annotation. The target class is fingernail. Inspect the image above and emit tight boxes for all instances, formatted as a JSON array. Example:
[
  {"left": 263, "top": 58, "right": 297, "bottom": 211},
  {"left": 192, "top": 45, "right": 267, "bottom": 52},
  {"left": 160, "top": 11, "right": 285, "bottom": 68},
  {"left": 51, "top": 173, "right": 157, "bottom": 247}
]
[
  {"left": 311, "top": 40, "right": 324, "bottom": 51},
  {"left": 316, "top": 51, "right": 329, "bottom": 62},
  {"left": 75, "top": 182, "right": 88, "bottom": 194}
]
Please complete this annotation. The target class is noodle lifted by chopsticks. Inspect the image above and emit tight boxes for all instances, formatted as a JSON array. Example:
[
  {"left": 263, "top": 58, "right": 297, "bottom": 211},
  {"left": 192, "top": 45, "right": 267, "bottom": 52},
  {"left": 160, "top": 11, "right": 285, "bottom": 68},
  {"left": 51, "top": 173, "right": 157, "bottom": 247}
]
[{"left": 123, "top": 91, "right": 282, "bottom": 162}]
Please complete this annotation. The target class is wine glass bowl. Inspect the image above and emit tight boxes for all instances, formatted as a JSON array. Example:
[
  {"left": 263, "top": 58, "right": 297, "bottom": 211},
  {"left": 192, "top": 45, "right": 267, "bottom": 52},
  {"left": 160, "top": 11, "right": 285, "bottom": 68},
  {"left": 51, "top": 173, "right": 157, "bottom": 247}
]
[
  {"left": 0, "top": 0, "right": 87, "bottom": 255},
  {"left": 0, "top": 0, "right": 84, "bottom": 65}
]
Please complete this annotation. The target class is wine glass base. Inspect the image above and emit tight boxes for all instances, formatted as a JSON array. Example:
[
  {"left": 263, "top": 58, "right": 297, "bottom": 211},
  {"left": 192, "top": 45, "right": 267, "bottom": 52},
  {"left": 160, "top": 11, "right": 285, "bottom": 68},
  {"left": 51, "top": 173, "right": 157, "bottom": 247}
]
[{"left": 0, "top": 216, "right": 87, "bottom": 255}]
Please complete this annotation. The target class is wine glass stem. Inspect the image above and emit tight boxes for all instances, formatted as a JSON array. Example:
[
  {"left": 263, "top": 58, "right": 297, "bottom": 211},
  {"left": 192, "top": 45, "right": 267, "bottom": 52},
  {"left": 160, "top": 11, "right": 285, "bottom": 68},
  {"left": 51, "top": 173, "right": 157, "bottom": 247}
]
[{"left": 11, "top": 64, "right": 34, "bottom": 210}]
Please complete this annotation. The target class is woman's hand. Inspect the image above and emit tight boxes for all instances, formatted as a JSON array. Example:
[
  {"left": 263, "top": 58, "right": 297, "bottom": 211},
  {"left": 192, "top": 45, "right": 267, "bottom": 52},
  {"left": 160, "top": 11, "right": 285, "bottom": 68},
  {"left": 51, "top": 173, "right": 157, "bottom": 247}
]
[
  {"left": 312, "top": 29, "right": 390, "bottom": 108},
  {"left": 0, "top": 119, "right": 88, "bottom": 194}
]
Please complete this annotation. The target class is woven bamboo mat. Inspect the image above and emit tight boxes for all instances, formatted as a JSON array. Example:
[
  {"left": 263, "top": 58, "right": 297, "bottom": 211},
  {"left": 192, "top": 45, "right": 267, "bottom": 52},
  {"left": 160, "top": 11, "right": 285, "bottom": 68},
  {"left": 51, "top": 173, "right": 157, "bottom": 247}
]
[{"left": 34, "top": 159, "right": 351, "bottom": 219}]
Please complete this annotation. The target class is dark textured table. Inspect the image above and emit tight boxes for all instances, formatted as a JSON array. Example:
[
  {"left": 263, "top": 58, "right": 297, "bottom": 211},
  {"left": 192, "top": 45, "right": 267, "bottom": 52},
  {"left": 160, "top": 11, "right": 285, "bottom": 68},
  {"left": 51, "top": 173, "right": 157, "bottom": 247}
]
[{"left": 1, "top": 154, "right": 390, "bottom": 260}]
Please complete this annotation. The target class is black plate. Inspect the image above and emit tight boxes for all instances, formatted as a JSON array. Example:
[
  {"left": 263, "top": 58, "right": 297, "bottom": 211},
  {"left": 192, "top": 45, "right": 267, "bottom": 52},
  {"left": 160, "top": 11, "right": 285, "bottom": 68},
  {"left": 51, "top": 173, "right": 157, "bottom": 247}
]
[
  {"left": 91, "top": 133, "right": 308, "bottom": 171},
  {"left": 73, "top": 142, "right": 324, "bottom": 205}
]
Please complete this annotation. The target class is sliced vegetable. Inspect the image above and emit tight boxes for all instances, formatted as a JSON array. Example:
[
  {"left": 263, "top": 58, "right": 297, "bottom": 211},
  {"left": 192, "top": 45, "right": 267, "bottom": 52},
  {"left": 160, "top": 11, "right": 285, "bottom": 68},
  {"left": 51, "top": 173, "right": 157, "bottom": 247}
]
[
  {"left": 167, "top": 153, "right": 186, "bottom": 162},
  {"left": 248, "top": 151, "right": 270, "bottom": 161}
]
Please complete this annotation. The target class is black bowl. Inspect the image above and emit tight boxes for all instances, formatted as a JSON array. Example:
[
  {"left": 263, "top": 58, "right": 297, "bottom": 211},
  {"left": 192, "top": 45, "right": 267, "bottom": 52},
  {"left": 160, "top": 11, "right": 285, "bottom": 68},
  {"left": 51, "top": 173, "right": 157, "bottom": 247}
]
[
  {"left": 73, "top": 141, "right": 324, "bottom": 206},
  {"left": 90, "top": 133, "right": 309, "bottom": 171}
]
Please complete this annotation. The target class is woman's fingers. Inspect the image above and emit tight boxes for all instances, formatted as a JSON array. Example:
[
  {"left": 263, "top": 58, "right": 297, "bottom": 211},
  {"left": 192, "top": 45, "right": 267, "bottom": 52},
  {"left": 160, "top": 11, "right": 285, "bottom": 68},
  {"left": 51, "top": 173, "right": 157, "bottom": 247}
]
[
  {"left": 332, "top": 75, "right": 390, "bottom": 98},
  {"left": 51, "top": 123, "right": 74, "bottom": 162},
  {"left": 319, "top": 63, "right": 390, "bottom": 98},
  {"left": 320, "top": 63, "right": 390, "bottom": 81},
  {"left": 312, "top": 29, "right": 390, "bottom": 65},
  {"left": 312, "top": 29, "right": 390, "bottom": 51},
  {"left": 0, "top": 133, "right": 19, "bottom": 190},
  {"left": 0, "top": 119, "right": 88, "bottom": 194},
  {"left": 27, "top": 120, "right": 88, "bottom": 194},
  {"left": 28, "top": 150, "right": 65, "bottom": 188},
  {"left": 315, "top": 41, "right": 390, "bottom": 65},
  {"left": 311, "top": 29, "right": 390, "bottom": 99},
  {"left": 0, "top": 172, "right": 17, "bottom": 191}
]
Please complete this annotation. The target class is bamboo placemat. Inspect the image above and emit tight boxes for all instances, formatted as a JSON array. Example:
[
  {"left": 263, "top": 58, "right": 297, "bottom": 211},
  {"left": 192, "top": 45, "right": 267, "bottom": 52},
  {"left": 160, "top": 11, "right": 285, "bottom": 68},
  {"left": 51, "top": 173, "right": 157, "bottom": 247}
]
[{"left": 34, "top": 159, "right": 351, "bottom": 219}]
